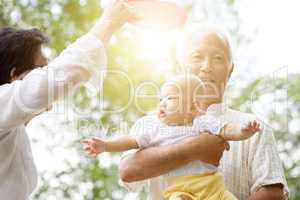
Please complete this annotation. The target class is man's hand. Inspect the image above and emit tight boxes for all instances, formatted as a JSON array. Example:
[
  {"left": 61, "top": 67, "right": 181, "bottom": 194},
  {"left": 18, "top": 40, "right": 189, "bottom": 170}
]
[
  {"left": 248, "top": 184, "right": 285, "bottom": 200},
  {"left": 81, "top": 137, "right": 106, "bottom": 157},
  {"left": 185, "top": 133, "right": 227, "bottom": 166}
]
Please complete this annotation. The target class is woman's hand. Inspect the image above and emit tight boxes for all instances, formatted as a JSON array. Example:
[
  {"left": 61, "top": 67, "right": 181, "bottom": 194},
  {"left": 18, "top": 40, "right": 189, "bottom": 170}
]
[{"left": 91, "top": 0, "right": 141, "bottom": 45}]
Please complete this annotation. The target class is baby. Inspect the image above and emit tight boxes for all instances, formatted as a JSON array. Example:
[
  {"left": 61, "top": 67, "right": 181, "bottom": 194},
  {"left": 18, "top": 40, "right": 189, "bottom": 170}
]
[{"left": 81, "top": 75, "right": 261, "bottom": 200}]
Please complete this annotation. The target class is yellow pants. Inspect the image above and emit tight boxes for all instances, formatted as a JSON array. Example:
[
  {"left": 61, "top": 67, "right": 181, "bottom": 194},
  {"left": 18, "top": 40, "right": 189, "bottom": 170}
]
[{"left": 163, "top": 171, "right": 237, "bottom": 200}]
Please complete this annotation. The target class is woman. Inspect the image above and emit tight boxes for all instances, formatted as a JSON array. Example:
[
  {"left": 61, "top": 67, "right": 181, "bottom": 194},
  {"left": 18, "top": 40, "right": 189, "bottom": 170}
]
[{"left": 0, "top": 1, "right": 137, "bottom": 199}]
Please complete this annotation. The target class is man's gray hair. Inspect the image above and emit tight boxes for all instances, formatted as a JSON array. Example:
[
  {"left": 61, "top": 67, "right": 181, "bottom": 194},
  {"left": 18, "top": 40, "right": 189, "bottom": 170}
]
[{"left": 176, "top": 23, "right": 233, "bottom": 65}]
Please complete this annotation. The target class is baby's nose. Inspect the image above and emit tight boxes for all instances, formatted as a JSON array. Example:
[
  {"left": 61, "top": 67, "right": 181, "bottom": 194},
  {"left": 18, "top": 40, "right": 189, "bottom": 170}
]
[{"left": 159, "top": 99, "right": 166, "bottom": 108}]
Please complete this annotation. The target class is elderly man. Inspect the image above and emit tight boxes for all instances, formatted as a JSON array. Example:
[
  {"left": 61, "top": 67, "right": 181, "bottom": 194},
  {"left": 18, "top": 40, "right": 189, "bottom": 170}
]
[{"left": 119, "top": 26, "right": 289, "bottom": 200}]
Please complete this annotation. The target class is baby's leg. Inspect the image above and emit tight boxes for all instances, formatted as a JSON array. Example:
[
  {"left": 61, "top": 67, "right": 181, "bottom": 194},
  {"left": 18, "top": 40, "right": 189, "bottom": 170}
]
[{"left": 169, "top": 192, "right": 194, "bottom": 200}]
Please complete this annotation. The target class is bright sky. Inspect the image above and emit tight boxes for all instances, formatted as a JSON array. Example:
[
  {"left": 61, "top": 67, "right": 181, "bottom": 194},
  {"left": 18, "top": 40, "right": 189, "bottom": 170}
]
[{"left": 237, "top": 0, "right": 300, "bottom": 77}]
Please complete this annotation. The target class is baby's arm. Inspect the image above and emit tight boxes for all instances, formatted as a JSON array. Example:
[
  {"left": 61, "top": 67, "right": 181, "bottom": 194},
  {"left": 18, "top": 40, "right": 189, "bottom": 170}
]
[
  {"left": 81, "top": 136, "right": 139, "bottom": 157},
  {"left": 219, "top": 120, "right": 261, "bottom": 141}
]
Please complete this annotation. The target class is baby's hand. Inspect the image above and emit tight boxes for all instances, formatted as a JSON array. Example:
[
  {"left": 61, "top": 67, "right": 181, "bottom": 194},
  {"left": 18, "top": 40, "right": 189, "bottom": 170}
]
[
  {"left": 80, "top": 137, "right": 106, "bottom": 157},
  {"left": 240, "top": 120, "right": 261, "bottom": 139}
]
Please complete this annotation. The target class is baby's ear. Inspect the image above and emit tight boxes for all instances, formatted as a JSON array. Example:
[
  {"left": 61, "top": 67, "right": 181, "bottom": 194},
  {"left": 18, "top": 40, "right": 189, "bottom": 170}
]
[
  {"left": 192, "top": 101, "right": 200, "bottom": 111},
  {"left": 192, "top": 101, "right": 205, "bottom": 115},
  {"left": 191, "top": 101, "right": 200, "bottom": 113}
]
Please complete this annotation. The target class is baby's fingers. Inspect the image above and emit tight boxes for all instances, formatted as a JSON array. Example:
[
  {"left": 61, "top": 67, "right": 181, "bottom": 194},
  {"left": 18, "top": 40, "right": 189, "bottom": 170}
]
[
  {"left": 86, "top": 149, "right": 97, "bottom": 156},
  {"left": 91, "top": 153, "right": 98, "bottom": 157},
  {"left": 248, "top": 120, "right": 257, "bottom": 129},
  {"left": 255, "top": 123, "right": 261, "bottom": 132},
  {"left": 80, "top": 139, "right": 92, "bottom": 145},
  {"left": 248, "top": 120, "right": 254, "bottom": 128},
  {"left": 243, "top": 122, "right": 252, "bottom": 130},
  {"left": 250, "top": 120, "right": 262, "bottom": 133},
  {"left": 83, "top": 146, "right": 92, "bottom": 152},
  {"left": 253, "top": 120, "right": 259, "bottom": 127},
  {"left": 251, "top": 120, "right": 259, "bottom": 128}
]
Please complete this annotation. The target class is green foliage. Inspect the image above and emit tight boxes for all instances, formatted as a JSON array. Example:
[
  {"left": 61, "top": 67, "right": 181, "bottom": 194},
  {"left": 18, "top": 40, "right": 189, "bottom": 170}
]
[
  {"left": 232, "top": 74, "right": 300, "bottom": 199},
  {"left": 0, "top": 0, "right": 101, "bottom": 52}
]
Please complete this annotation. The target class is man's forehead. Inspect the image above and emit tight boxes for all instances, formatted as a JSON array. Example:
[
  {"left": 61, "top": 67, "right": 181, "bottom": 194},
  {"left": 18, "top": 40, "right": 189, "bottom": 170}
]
[
  {"left": 189, "top": 31, "right": 229, "bottom": 49},
  {"left": 185, "top": 31, "right": 232, "bottom": 61}
]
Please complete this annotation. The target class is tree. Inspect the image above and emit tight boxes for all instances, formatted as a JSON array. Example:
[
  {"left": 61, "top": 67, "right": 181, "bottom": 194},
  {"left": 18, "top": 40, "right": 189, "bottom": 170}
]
[{"left": 231, "top": 73, "right": 300, "bottom": 199}]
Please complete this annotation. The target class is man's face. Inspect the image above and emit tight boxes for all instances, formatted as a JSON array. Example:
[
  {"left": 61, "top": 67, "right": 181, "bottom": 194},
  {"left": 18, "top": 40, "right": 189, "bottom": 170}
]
[{"left": 182, "top": 32, "right": 233, "bottom": 102}]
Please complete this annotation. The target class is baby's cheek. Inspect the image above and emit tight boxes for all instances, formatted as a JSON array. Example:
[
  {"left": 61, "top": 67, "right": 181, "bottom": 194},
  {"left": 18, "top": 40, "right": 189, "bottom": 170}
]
[{"left": 167, "top": 104, "right": 179, "bottom": 114}]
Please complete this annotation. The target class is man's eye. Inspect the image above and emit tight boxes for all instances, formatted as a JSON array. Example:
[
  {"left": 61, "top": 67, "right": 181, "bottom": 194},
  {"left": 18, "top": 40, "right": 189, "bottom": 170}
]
[
  {"left": 213, "top": 56, "right": 223, "bottom": 61},
  {"left": 193, "top": 55, "right": 204, "bottom": 61}
]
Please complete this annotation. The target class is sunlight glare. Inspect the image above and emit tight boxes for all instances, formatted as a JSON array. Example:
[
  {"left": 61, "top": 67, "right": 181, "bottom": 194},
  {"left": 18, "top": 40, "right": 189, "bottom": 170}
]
[{"left": 136, "top": 29, "right": 180, "bottom": 72}]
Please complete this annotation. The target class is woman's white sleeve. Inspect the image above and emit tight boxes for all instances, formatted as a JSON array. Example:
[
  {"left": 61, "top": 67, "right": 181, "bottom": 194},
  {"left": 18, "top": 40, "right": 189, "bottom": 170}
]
[{"left": 0, "top": 33, "right": 106, "bottom": 130}]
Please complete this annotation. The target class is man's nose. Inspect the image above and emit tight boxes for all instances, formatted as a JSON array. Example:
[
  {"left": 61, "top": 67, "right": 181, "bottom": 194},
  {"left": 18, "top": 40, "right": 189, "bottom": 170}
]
[{"left": 200, "top": 58, "right": 212, "bottom": 72}]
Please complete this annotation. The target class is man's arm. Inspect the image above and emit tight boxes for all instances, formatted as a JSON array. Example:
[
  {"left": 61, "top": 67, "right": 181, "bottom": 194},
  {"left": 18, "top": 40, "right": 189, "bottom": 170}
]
[
  {"left": 119, "top": 133, "right": 226, "bottom": 182},
  {"left": 247, "top": 122, "right": 288, "bottom": 200},
  {"left": 247, "top": 184, "right": 285, "bottom": 200}
]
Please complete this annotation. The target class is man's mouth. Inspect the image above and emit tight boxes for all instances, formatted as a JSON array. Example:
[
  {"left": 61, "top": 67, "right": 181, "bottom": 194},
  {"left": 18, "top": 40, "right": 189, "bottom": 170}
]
[
  {"left": 198, "top": 74, "right": 215, "bottom": 82},
  {"left": 199, "top": 77, "right": 215, "bottom": 82}
]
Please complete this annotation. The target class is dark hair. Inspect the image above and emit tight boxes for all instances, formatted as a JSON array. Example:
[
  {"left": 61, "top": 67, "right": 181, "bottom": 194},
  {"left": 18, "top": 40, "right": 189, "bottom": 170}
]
[{"left": 0, "top": 27, "right": 49, "bottom": 85}]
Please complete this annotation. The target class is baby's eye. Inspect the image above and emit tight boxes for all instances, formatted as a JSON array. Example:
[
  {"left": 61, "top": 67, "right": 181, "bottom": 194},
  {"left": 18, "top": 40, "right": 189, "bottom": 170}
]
[{"left": 167, "top": 96, "right": 177, "bottom": 100}]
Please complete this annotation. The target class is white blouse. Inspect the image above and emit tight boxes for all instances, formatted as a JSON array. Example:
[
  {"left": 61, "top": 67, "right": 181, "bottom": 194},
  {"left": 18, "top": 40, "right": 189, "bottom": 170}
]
[{"left": 0, "top": 33, "right": 106, "bottom": 200}]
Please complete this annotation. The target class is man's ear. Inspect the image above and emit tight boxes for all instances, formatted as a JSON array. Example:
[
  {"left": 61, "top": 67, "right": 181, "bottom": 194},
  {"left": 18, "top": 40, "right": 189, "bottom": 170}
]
[
  {"left": 9, "top": 67, "right": 18, "bottom": 81},
  {"left": 228, "top": 63, "right": 234, "bottom": 80}
]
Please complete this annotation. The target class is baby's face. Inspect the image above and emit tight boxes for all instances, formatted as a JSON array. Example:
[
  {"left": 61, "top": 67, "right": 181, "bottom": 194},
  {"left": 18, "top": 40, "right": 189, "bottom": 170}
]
[{"left": 158, "top": 83, "right": 194, "bottom": 125}]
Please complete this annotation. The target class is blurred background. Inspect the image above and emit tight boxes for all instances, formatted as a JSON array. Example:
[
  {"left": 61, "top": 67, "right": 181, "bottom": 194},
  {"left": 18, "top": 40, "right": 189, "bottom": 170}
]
[{"left": 1, "top": 0, "right": 300, "bottom": 199}]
